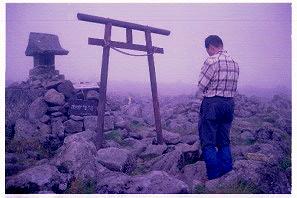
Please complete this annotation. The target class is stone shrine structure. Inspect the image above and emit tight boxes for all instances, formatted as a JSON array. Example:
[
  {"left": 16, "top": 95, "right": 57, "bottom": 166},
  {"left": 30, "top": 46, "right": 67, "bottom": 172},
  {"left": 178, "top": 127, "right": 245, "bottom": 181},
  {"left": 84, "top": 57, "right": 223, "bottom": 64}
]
[{"left": 25, "top": 32, "right": 69, "bottom": 80}]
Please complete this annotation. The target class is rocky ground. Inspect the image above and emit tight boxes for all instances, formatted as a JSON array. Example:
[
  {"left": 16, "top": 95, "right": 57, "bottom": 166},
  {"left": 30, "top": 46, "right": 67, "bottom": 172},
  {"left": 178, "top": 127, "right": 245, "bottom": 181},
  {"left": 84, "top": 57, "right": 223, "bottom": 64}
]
[{"left": 5, "top": 77, "right": 291, "bottom": 194}]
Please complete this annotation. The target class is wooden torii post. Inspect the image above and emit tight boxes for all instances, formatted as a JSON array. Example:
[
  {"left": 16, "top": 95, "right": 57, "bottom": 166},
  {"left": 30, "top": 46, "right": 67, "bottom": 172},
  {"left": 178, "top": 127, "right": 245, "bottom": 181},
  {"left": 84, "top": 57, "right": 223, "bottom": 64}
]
[{"left": 77, "top": 13, "right": 170, "bottom": 149}]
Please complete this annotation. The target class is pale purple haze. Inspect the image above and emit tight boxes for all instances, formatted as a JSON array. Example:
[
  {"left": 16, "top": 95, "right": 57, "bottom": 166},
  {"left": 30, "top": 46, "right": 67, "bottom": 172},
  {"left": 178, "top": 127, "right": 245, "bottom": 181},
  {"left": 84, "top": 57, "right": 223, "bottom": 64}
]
[{"left": 6, "top": 3, "right": 291, "bottom": 96}]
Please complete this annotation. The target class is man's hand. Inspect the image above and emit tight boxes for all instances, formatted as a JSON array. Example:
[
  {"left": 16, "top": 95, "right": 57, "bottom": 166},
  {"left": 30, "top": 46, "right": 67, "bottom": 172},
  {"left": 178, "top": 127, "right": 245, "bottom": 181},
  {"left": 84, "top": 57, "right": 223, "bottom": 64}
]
[{"left": 195, "top": 89, "right": 204, "bottom": 100}]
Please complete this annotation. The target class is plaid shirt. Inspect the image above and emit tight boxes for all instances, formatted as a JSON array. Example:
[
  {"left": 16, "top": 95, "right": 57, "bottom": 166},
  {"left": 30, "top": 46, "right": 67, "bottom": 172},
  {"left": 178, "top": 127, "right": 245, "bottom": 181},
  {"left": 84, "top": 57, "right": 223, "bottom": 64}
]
[{"left": 197, "top": 50, "right": 239, "bottom": 98}]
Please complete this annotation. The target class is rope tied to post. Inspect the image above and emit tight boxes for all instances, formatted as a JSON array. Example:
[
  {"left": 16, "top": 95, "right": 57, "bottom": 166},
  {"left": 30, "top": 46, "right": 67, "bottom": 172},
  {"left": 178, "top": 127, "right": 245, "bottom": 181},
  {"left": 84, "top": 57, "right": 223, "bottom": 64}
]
[{"left": 103, "top": 40, "right": 154, "bottom": 57}]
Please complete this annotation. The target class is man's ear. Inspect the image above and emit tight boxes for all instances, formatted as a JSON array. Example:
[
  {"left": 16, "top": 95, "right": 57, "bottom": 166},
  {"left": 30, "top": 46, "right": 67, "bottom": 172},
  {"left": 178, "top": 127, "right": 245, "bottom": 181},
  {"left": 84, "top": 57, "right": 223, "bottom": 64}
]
[{"left": 208, "top": 45, "right": 215, "bottom": 51}]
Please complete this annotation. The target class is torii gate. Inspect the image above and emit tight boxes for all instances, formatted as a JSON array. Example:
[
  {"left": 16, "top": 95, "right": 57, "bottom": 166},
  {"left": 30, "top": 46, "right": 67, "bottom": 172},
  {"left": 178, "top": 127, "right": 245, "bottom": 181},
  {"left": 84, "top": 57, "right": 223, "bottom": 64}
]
[{"left": 77, "top": 13, "right": 170, "bottom": 149}]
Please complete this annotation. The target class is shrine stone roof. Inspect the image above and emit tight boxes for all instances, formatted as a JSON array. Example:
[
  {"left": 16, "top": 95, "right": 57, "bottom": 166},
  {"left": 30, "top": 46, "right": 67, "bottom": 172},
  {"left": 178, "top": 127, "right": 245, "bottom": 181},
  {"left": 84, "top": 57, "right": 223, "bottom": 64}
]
[{"left": 25, "top": 32, "right": 69, "bottom": 56}]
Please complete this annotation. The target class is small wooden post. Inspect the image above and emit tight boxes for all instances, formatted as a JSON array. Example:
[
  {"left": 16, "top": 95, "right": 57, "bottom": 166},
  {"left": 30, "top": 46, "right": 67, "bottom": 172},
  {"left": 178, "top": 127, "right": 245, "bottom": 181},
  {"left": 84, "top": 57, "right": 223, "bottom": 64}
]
[
  {"left": 96, "top": 23, "right": 112, "bottom": 149},
  {"left": 145, "top": 30, "right": 163, "bottom": 144},
  {"left": 126, "top": 28, "right": 133, "bottom": 44}
]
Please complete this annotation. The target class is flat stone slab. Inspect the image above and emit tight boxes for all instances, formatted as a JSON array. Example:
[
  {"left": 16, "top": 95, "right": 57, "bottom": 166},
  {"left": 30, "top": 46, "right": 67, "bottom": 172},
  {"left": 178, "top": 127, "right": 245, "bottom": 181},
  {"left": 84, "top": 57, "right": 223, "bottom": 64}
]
[
  {"left": 28, "top": 97, "right": 48, "bottom": 121},
  {"left": 121, "top": 138, "right": 147, "bottom": 157},
  {"left": 139, "top": 144, "right": 167, "bottom": 160},
  {"left": 96, "top": 170, "right": 189, "bottom": 194},
  {"left": 70, "top": 115, "right": 84, "bottom": 121},
  {"left": 162, "top": 130, "right": 182, "bottom": 145},
  {"left": 84, "top": 115, "right": 114, "bottom": 131},
  {"left": 96, "top": 147, "right": 136, "bottom": 174},
  {"left": 63, "top": 119, "right": 83, "bottom": 134},
  {"left": 45, "top": 80, "right": 64, "bottom": 90}
]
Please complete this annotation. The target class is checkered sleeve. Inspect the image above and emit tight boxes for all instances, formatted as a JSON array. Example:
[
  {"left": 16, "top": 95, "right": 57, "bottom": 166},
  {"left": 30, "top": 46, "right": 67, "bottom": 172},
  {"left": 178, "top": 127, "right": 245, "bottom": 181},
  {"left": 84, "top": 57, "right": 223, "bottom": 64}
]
[{"left": 197, "top": 60, "right": 215, "bottom": 92}]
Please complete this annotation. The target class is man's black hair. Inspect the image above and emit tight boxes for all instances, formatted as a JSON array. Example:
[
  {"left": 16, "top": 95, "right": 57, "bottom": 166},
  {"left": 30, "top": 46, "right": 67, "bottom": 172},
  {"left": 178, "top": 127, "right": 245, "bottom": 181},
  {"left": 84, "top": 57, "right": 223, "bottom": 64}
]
[{"left": 205, "top": 35, "right": 223, "bottom": 48}]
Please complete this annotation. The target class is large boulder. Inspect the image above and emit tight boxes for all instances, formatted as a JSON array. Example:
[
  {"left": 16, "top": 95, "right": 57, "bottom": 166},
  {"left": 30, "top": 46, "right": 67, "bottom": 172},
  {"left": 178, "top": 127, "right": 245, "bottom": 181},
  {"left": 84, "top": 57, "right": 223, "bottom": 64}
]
[
  {"left": 150, "top": 143, "right": 200, "bottom": 175},
  {"left": 6, "top": 164, "right": 69, "bottom": 194},
  {"left": 39, "top": 115, "right": 50, "bottom": 123},
  {"left": 167, "top": 119, "right": 196, "bottom": 135},
  {"left": 57, "top": 80, "right": 75, "bottom": 98},
  {"left": 180, "top": 134, "right": 198, "bottom": 145},
  {"left": 36, "top": 121, "right": 51, "bottom": 135},
  {"left": 5, "top": 153, "right": 30, "bottom": 177},
  {"left": 6, "top": 86, "right": 46, "bottom": 125},
  {"left": 40, "top": 134, "right": 63, "bottom": 153},
  {"left": 84, "top": 116, "right": 97, "bottom": 131},
  {"left": 201, "top": 159, "right": 290, "bottom": 194},
  {"left": 96, "top": 170, "right": 189, "bottom": 193},
  {"left": 84, "top": 115, "right": 115, "bottom": 131},
  {"left": 63, "top": 119, "right": 83, "bottom": 134},
  {"left": 14, "top": 118, "right": 39, "bottom": 141},
  {"left": 232, "top": 160, "right": 291, "bottom": 193},
  {"left": 139, "top": 144, "right": 167, "bottom": 160},
  {"left": 204, "top": 170, "right": 241, "bottom": 193},
  {"left": 239, "top": 129, "right": 256, "bottom": 143},
  {"left": 51, "top": 132, "right": 98, "bottom": 181},
  {"left": 120, "top": 138, "right": 147, "bottom": 157},
  {"left": 44, "top": 80, "right": 64, "bottom": 89},
  {"left": 44, "top": 89, "right": 65, "bottom": 106},
  {"left": 96, "top": 147, "right": 136, "bottom": 174},
  {"left": 28, "top": 97, "right": 48, "bottom": 121},
  {"left": 162, "top": 130, "right": 182, "bottom": 145},
  {"left": 178, "top": 161, "right": 207, "bottom": 193},
  {"left": 65, "top": 129, "right": 97, "bottom": 143},
  {"left": 51, "top": 120, "right": 65, "bottom": 138}
]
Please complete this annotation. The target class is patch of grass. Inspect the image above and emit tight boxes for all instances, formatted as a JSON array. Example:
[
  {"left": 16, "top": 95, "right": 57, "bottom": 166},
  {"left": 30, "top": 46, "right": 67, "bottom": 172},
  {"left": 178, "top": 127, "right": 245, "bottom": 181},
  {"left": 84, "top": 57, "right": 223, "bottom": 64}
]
[
  {"left": 278, "top": 157, "right": 291, "bottom": 171},
  {"left": 130, "top": 121, "right": 143, "bottom": 130},
  {"left": 262, "top": 117, "right": 276, "bottom": 124},
  {"left": 118, "top": 139, "right": 133, "bottom": 147},
  {"left": 214, "top": 180, "right": 263, "bottom": 194},
  {"left": 235, "top": 180, "right": 263, "bottom": 194},
  {"left": 193, "top": 184, "right": 206, "bottom": 194},
  {"left": 244, "top": 139, "right": 256, "bottom": 145},
  {"left": 6, "top": 138, "right": 50, "bottom": 158},
  {"left": 65, "top": 178, "right": 96, "bottom": 194},
  {"left": 140, "top": 154, "right": 159, "bottom": 162},
  {"left": 130, "top": 163, "right": 148, "bottom": 176},
  {"left": 104, "top": 129, "right": 123, "bottom": 143},
  {"left": 242, "top": 116, "right": 263, "bottom": 128}
]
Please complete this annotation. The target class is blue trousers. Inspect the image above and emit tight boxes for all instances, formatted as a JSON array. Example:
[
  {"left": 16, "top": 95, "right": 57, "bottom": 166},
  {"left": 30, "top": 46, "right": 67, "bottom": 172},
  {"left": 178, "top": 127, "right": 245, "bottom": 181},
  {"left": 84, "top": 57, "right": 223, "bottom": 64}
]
[{"left": 198, "top": 96, "right": 234, "bottom": 180}]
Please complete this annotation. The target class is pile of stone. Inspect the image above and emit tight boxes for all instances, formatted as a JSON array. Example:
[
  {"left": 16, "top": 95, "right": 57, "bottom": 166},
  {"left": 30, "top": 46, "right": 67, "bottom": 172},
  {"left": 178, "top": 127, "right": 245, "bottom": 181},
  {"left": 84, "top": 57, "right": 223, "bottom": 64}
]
[
  {"left": 5, "top": 32, "right": 292, "bottom": 194},
  {"left": 5, "top": 32, "right": 104, "bottom": 178}
]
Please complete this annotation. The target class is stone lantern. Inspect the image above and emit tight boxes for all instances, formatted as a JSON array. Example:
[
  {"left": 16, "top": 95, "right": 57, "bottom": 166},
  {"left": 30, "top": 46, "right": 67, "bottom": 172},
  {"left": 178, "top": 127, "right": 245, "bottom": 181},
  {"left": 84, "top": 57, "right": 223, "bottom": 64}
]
[{"left": 25, "top": 32, "right": 69, "bottom": 80}]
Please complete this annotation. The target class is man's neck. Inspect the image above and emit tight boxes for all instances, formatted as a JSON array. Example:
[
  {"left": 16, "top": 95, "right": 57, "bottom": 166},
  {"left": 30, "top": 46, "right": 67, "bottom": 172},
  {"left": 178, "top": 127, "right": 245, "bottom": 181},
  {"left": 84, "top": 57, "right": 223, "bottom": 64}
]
[{"left": 216, "top": 48, "right": 224, "bottom": 53}]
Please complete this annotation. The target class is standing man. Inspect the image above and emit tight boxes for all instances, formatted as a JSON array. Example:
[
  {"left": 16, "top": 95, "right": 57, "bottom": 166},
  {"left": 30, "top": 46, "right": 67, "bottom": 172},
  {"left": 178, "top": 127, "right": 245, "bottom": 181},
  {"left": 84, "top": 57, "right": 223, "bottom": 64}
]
[{"left": 196, "top": 35, "right": 239, "bottom": 180}]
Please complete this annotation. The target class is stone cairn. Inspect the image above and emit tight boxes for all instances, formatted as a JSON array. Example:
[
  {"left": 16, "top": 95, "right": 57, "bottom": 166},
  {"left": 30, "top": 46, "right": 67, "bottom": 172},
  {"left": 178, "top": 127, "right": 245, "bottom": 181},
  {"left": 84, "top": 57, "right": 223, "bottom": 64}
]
[{"left": 5, "top": 32, "right": 104, "bottom": 153}]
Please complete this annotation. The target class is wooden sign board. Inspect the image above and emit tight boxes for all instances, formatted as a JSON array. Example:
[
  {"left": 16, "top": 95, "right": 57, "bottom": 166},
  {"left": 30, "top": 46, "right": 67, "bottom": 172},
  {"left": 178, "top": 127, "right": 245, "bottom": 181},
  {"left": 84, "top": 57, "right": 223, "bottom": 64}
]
[{"left": 69, "top": 99, "right": 98, "bottom": 116}]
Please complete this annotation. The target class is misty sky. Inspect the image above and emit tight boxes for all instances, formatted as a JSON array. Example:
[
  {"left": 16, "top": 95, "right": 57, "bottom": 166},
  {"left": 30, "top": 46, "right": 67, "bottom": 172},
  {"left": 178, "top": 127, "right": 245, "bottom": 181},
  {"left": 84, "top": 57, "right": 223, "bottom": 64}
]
[{"left": 6, "top": 3, "right": 291, "bottom": 90}]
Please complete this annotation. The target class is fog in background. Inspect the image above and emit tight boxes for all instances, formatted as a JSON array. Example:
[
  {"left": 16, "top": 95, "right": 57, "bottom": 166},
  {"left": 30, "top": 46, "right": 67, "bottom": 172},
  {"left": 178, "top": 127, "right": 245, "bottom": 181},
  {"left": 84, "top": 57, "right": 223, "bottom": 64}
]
[{"left": 6, "top": 3, "right": 291, "bottom": 97}]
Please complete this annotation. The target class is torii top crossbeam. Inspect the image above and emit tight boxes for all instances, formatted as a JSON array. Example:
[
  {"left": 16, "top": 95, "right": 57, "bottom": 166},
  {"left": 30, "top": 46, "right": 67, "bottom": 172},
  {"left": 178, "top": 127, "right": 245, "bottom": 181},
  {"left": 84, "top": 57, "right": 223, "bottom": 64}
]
[
  {"left": 77, "top": 13, "right": 170, "bottom": 149},
  {"left": 77, "top": 13, "right": 170, "bottom": 36}
]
